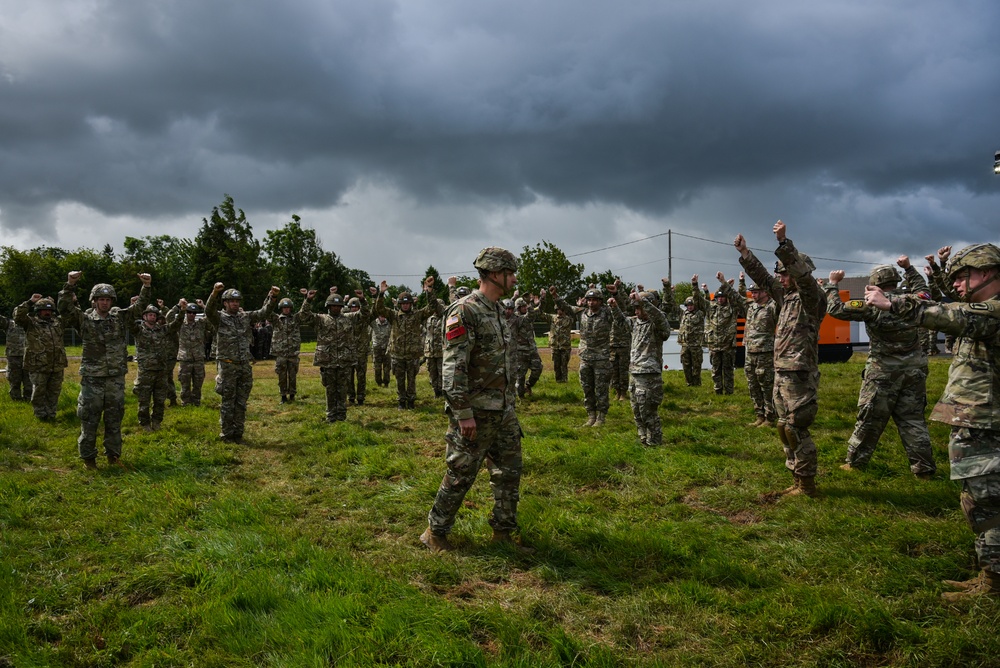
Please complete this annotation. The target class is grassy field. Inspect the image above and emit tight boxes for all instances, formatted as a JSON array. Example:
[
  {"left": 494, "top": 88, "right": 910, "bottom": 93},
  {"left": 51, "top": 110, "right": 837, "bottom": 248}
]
[{"left": 1, "top": 351, "right": 998, "bottom": 667}]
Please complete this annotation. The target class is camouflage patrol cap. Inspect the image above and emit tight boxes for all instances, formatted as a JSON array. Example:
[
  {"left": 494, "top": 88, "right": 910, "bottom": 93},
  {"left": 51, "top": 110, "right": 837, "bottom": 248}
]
[
  {"left": 186, "top": 303, "right": 200, "bottom": 313},
  {"left": 221, "top": 288, "right": 242, "bottom": 301},
  {"left": 869, "top": 265, "right": 900, "bottom": 287},
  {"left": 585, "top": 288, "right": 604, "bottom": 301},
  {"left": 90, "top": 283, "right": 117, "bottom": 301},
  {"left": 945, "top": 243, "right": 1000, "bottom": 280},
  {"left": 456, "top": 286, "right": 471, "bottom": 298},
  {"left": 397, "top": 292, "right": 413, "bottom": 305},
  {"left": 278, "top": 298, "right": 294, "bottom": 310},
  {"left": 514, "top": 297, "right": 527, "bottom": 308},
  {"left": 473, "top": 247, "right": 518, "bottom": 273},
  {"left": 34, "top": 297, "right": 56, "bottom": 312},
  {"left": 325, "top": 293, "right": 345, "bottom": 308},
  {"left": 347, "top": 297, "right": 360, "bottom": 308},
  {"left": 143, "top": 305, "right": 160, "bottom": 315}
]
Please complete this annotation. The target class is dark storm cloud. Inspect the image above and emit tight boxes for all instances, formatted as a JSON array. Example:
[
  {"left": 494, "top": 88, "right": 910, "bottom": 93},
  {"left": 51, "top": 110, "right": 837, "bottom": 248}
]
[{"left": 1, "top": 0, "right": 998, "bottom": 255}]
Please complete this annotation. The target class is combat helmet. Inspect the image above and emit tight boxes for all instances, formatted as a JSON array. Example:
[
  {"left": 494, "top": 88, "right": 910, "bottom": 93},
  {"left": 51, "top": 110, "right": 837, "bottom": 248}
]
[
  {"left": 325, "top": 293, "right": 345, "bottom": 308},
  {"left": 347, "top": 297, "right": 360, "bottom": 308},
  {"left": 278, "top": 298, "right": 294, "bottom": 311},
  {"left": 34, "top": 297, "right": 56, "bottom": 312},
  {"left": 89, "top": 283, "right": 117, "bottom": 301},
  {"left": 473, "top": 247, "right": 518, "bottom": 273},
  {"left": 945, "top": 243, "right": 1000, "bottom": 281},
  {"left": 397, "top": 292, "right": 413, "bottom": 306},
  {"left": 502, "top": 299, "right": 514, "bottom": 310},
  {"left": 221, "top": 288, "right": 242, "bottom": 301},
  {"left": 869, "top": 265, "right": 900, "bottom": 287},
  {"left": 143, "top": 305, "right": 160, "bottom": 315},
  {"left": 514, "top": 297, "right": 527, "bottom": 308},
  {"left": 584, "top": 288, "right": 604, "bottom": 301},
  {"left": 185, "top": 303, "right": 200, "bottom": 313},
  {"left": 684, "top": 297, "right": 695, "bottom": 306},
  {"left": 455, "top": 286, "right": 471, "bottom": 298}
]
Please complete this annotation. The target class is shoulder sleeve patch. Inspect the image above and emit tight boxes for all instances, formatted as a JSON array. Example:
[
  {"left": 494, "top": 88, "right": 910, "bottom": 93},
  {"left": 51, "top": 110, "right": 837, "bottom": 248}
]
[
  {"left": 969, "top": 302, "right": 994, "bottom": 312},
  {"left": 445, "top": 313, "right": 467, "bottom": 341}
]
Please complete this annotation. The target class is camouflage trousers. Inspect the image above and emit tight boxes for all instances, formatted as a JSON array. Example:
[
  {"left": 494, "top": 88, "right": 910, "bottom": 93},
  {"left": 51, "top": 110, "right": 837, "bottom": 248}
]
[
  {"left": 28, "top": 370, "right": 63, "bottom": 420},
  {"left": 680, "top": 346, "right": 702, "bottom": 386},
  {"left": 515, "top": 349, "right": 542, "bottom": 397},
  {"left": 610, "top": 347, "right": 630, "bottom": 398},
  {"left": 348, "top": 352, "right": 369, "bottom": 403},
  {"left": 427, "top": 404, "right": 523, "bottom": 536},
  {"left": 215, "top": 360, "right": 253, "bottom": 440},
  {"left": 392, "top": 357, "right": 421, "bottom": 408},
  {"left": 630, "top": 373, "right": 664, "bottom": 445},
  {"left": 6, "top": 355, "right": 32, "bottom": 401},
  {"left": 373, "top": 347, "right": 390, "bottom": 387},
  {"left": 745, "top": 351, "right": 776, "bottom": 422},
  {"left": 846, "top": 365, "right": 934, "bottom": 475},
  {"left": 551, "top": 348, "right": 571, "bottom": 383},
  {"left": 579, "top": 358, "right": 611, "bottom": 415},
  {"left": 320, "top": 365, "right": 351, "bottom": 422},
  {"left": 133, "top": 367, "right": 169, "bottom": 427},
  {"left": 773, "top": 369, "right": 820, "bottom": 478},
  {"left": 952, "top": 429, "right": 1000, "bottom": 572},
  {"left": 274, "top": 355, "right": 299, "bottom": 398},
  {"left": 425, "top": 355, "right": 443, "bottom": 397},
  {"left": 709, "top": 347, "right": 735, "bottom": 394},
  {"left": 178, "top": 361, "right": 206, "bottom": 406},
  {"left": 164, "top": 360, "right": 177, "bottom": 403},
  {"left": 922, "top": 328, "right": 940, "bottom": 355},
  {"left": 77, "top": 375, "right": 126, "bottom": 460}
]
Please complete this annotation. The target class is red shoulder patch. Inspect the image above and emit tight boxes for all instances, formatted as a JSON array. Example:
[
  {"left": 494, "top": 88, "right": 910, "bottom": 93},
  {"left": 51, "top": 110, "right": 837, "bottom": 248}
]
[{"left": 446, "top": 325, "right": 467, "bottom": 340}]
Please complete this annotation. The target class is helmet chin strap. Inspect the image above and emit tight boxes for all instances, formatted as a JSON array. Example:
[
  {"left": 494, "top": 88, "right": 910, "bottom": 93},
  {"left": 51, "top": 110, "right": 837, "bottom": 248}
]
[
  {"left": 962, "top": 269, "right": 1000, "bottom": 301},
  {"left": 484, "top": 271, "right": 511, "bottom": 295}
]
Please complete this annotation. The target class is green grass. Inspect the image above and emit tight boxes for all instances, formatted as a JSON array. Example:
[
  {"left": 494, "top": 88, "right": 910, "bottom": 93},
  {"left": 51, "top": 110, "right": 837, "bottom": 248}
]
[{"left": 1, "top": 353, "right": 998, "bottom": 666}]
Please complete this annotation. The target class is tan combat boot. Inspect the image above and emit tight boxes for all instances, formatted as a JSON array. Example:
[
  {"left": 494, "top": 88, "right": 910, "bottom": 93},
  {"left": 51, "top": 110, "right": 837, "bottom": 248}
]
[
  {"left": 83, "top": 458, "right": 98, "bottom": 470},
  {"left": 786, "top": 476, "right": 818, "bottom": 498},
  {"left": 748, "top": 417, "right": 767, "bottom": 427},
  {"left": 419, "top": 527, "right": 454, "bottom": 553},
  {"left": 592, "top": 412, "right": 606, "bottom": 427},
  {"left": 942, "top": 570, "right": 1000, "bottom": 602},
  {"left": 780, "top": 475, "right": 800, "bottom": 495},
  {"left": 583, "top": 412, "right": 597, "bottom": 427},
  {"left": 491, "top": 530, "right": 535, "bottom": 554}
]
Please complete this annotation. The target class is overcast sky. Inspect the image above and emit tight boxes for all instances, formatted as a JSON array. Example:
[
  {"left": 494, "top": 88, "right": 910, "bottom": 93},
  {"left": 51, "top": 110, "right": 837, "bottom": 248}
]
[{"left": 2, "top": 0, "right": 998, "bottom": 287}]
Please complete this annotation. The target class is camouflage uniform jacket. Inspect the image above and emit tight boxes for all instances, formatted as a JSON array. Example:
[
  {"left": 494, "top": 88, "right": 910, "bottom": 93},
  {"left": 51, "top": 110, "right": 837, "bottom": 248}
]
[
  {"left": 424, "top": 307, "right": 446, "bottom": 359},
  {"left": 164, "top": 305, "right": 181, "bottom": 362},
  {"left": 376, "top": 294, "right": 440, "bottom": 360},
  {"left": 176, "top": 317, "right": 209, "bottom": 363},
  {"left": 301, "top": 298, "right": 371, "bottom": 367},
  {"left": 14, "top": 302, "right": 69, "bottom": 372},
  {"left": 130, "top": 316, "right": 183, "bottom": 372},
  {"left": 660, "top": 284, "right": 681, "bottom": 325},
  {"left": 59, "top": 283, "right": 151, "bottom": 377},
  {"left": 269, "top": 311, "right": 306, "bottom": 358},
  {"left": 442, "top": 289, "right": 514, "bottom": 420},
  {"left": 740, "top": 239, "right": 825, "bottom": 372},
  {"left": 888, "top": 294, "right": 1000, "bottom": 477},
  {"left": 825, "top": 283, "right": 925, "bottom": 370},
  {"left": 693, "top": 285, "right": 739, "bottom": 351},
  {"left": 371, "top": 319, "right": 391, "bottom": 352},
  {"left": 1, "top": 315, "right": 27, "bottom": 356},
  {"left": 676, "top": 305, "right": 705, "bottom": 348},
  {"left": 609, "top": 298, "right": 631, "bottom": 350},
  {"left": 508, "top": 303, "right": 540, "bottom": 353},
  {"left": 612, "top": 297, "right": 672, "bottom": 374},
  {"left": 205, "top": 292, "right": 276, "bottom": 364},
  {"left": 554, "top": 297, "right": 614, "bottom": 362},
  {"left": 541, "top": 311, "right": 574, "bottom": 350},
  {"left": 720, "top": 280, "right": 777, "bottom": 354}
]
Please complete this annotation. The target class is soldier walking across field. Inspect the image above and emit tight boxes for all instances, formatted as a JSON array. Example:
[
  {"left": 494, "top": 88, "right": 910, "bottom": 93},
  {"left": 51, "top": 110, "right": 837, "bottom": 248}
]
[
  {"left": 14, "top": 295, "right": 68, "bottom": 420},
  {"left": 421, "top": 247, "right": 529, "bottom": 553},
  {"left": 59, "top": 271, "right": 151, "bottom": 468},
  {"left": 553, "top": 286, "right": 615, "bottom": 426},
  {"left": 175, "top": 303, "right": 210, "bottom": 406},
  {"left": 375, "top": 277, "right": 439, "bottom": 409},
  {"left": 613, "top": 290, "right": 671, "bottom": 445},
  {"left": 1, "top": 311, "right": 32, "bottom": 402},
  {"left": 737, "top": 221, "right": 826, "bottom": 497},
  {"left": 866, "top": 243, "right": 1000, "bottom": 601},
  {"left": 695, "top": 274, "right": 740, "bottom": 395},
  {"left": 130, "top": 304, "right": 183, "bottom": 431},
  {"left": 719, "top": 273, "right": 778, "bottom": 426},
  {"left": 826, "top": 258, "right": 935, "bottom": 478},
  {"left": 205, "top": 282, "right": 279, "bottom": 443},
  {"left": 270, "top": 296, "right": 306, "bottom": 403}
]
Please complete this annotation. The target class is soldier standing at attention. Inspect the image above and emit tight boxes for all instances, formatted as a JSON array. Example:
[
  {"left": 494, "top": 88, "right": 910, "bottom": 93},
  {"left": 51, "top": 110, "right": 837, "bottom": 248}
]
[
  {"left": 175, "top": 303, "right": 209, "bottom": 406},
  {"left": 719, "top": 273, "right": 778, "bottom": 427},
  {"left": 421, "top": 247, "right": 528, "bottom": 553},
  {"left": 371, "top": 314, "right": 392, "bottom": 388},
  {"left": 59, "top": 271, "right": 151, "bottom": 469},
  {"left": 614, "top": 290, "right": 671, "bottom": 446},
  {"left": 675, "top": 282, "right": 706, "bottom": 387},
  {"left": 205, "top": 282, "right": 279, "bottom": 443},
  {"left": 736, "top": 221, "right": 825, "bottom": 497},
  {"left": 694, "top": 274, "right": 740, "bottom": 395},
  {"left": 14, "top": 295, "right": 68, "bottom": 421},
  {"left": 553, "top": 287, "right": 616, "bottom": 427},
  {"left": 375, "top": 277, "right": 439, "bottom": 410},
  {"left": 270, "top": 296, "right": 305, "bottom": 403},
  {"left": 826, "top": 258, "right": 935, "bottom": 478},
  {"left": 130, "top": 304, "right": 183, "bottom": 431},
  {"left": 866, "top": 243, "right": 1000, "bottom": 600},
  {"left": 608, "top": 282, "right": 632, "bottom": 402},
  {"left": 1, "top": 310, "right": 32, "bottom": 402}
]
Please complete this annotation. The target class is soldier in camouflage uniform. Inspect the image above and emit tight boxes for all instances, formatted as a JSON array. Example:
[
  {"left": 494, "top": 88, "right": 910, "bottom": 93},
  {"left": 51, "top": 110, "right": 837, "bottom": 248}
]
[
  {"left": 14, "top": 295, "right": 68, "bottom": 420},
  {"left": 422, "top": 298, "right": 447, "bottom": 398},
  {"left": 737, "top": 221, "right": 825, "bottom": 497},
  {"left": 553, "top": 287, "right": 616, "bottom": 426},
  {"left": 613, "top": 290, "right": 671, "bottom": 445},
  {"left": 694, "top": 274, "right": 740, "bottom": 395},
  {"left": 510, "top": 294, "right": 544, "bottom": 398},
  {"left": 371, "top": 315, "right": 391, "bottom": 388},
  {"left": 59, "top": 271, "right": 151, "bottom": 468},
  {"left": 675, "top": 284, "right": 706, "bottom": 387},
  {"left": 155, "top": 300, "right": 180, "bottom": 407},
  {"left": 540, "top": 304, "right": 574, "bottom": 383},
  {"left": 299, "top": 289, "right": 371, "bottom": 422},
  {"left": 375, "top": 277, "right": 439, "bottom": 409},
  {"left": 607, "top": 282, "right": 632, "bottom": 401},
  {"left": 826, "top": 258, "right": 935, "bottom": 478},
  {"left": 205, "top": 282, "right": 280, "bottom": 442},
  {"left": 1, "top": 312, "right": 32, "bottom": 401},
  {"left": 270, "top": 296, "right": 305, "bottom": 403},
  {"left": 421, "top": 247, "right": 528, "bottom": 553},
  {"left": 866, "top": 243, "right": 1000, "bottom": 600},
  {"left": 347, "top": 293, "right": 378, "bottom": 405},
  {"left": 130, "top": 304, "right": 183, "bottom": 431},
  {"left": 720, "top": 273, "right": 778, "bottom": 426},
  {"left": 174, "top": 303, "right": 209, "bottom": 406}
]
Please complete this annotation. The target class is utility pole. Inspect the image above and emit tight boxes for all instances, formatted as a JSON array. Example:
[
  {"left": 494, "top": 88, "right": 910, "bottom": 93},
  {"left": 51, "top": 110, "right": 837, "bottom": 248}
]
[{"left": 668, "top": 229, "right": 672, "bottom": 283}]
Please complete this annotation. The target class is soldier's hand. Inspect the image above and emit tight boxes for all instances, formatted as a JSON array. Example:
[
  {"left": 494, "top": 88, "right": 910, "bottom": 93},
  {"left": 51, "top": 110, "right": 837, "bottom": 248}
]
[
  {"left": 923, "top": 265, "right": 932, "bottom": 277},
  {"left": 924, "top": 254, "right": 938, "bottom": 268},
  {"left": 588, "top": 283, "right": 596, "bottom": 289},
  {"left": 716, "top": 271, "right": 725, "bottom": 283},
  {"left": 538, "top": 287, "right": 547, "bottom": 298},
  {"left": 299, "top": 288, "right": 308, "bottom": 295},
  {"left": 636, "top": 284, "right": 645, "bottom": 292},
  {"left": 138, "top": 273, "right": 152, "bottom": 286},
  {"left": 661, "top": 277, "right": 670, "bottom": 286},
  {"left": 817, "top": 278, "right": 826, "bottom": 286},
  {"left": 447, "top": 276, "right": 457, "bottom": 287},
  {"left": 29, "top": 293, "right": 42, "bottom": 302},
  {"left": 773, "top": 220, "right": 787, "bottom": 242},
  {"left": 213, "top": 282, "right": 225, "bottom": 294},
  {"left": 354, "top": 289, "right": 363, "bottom": 298},
  {"left": 379, "top": 280, "right": 388, "bottom": 293},
  {"left": 734, "top": 234, "right": 749, "bottom": 256},
  {"left": 728, "top": 278, "right": 734, "bottom": 286},
  {"left": 897, "top": 255, "right": 911, "bottom": 269},
  {"left": 607, "top": 283, "right": 617, "bottom": 294},
  {"left": 179, "top": 298, "right": 188, "bottom": 309},
  {"left": 865, "top": 285, "right": 891, "bottom": 311},
  {"left": 306, "top": 289, "right": 318, "bottom": 300},
  {"left": 157, "top": 298, "right": 165, "bottom": 307},
  {"left": 423, "top": 276, "right": 435, "bottom": 290},
  {"left": 269, "top": 286, "right": 280, "bottom": 298},
  {"left": 607, "top": 297, "right": 617, "bottom": 308},
  {"left": 938, "top": 246, "right": 951, "bottom": 264},
  {"left": 67, "top": 270, "right": 82, "bottom": 284},
  {"left": 330, "top": 286, "right": 338, "bottom": 294},
  {"left": 196, "top": 299, "right": 205, "bottom": 307},
  {"left": 548, "top": 285, "right": 558, "bottom": 297},
  {"left": 368, "top": 285, "right": 377, "bottom": 295},
  {"left": 691, "top": 274, "right": 698, "bottom": 283},
  {"left": 459, "top": 417, "right": 477, "bottom": 441},
  {"left": 739, "top": 271, "right": 745, "bottom": 281},
  {"left": 130, "top": 295, "right": 139, "bottom": 304},
  {"left": 829, "top": 269, "right": 845, "bottom": 284},
  {"left": 701, "top": 283, "right": 708, "bottom": 291}
]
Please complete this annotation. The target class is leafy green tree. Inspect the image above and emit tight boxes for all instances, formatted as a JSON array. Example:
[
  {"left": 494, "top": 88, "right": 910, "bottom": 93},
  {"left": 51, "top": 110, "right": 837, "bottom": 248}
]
[
  {"left": 517, "top": 241, "right": 585, "bottom": 301},
  {"left": 121, "top": 235, "right": 194, "bottom": 306},
  {"left": 263, "top": 215, "right": 324, "bottom": 296},
  {"left": 190, "top": 195, "right": 266, "bottom": 302},
  {"left": 582, "top": 270, "right": 633, "bottom": 298},
  {"left": 310, "top": 251, "right": 356, "bottom": 295}
]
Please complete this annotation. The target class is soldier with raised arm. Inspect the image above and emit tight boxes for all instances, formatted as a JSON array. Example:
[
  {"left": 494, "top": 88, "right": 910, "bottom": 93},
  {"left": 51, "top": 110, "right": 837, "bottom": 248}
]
[
  {"left": 374, "top": 277, "right": 439, "bottom": 409},
  {"left": 14, "top": 294, "right": 68, "bottom": 421},
  {"left": 694, "top": 273, "right": 740, "bottom": 395},
  {"left": 552, "top": 286, "right": 616, "bottom": 426},
  {"left": 676, "top": 277, "right": 706, "bottom": 387},
  {"left": 174, "top": 302, "right": 210, "bottom": 406},
  {"left": 720, "top": 272, "right": 778, "bottom": 426},
  {"left": 613, "top": 290, "right": 672, "bottom": 445}
]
